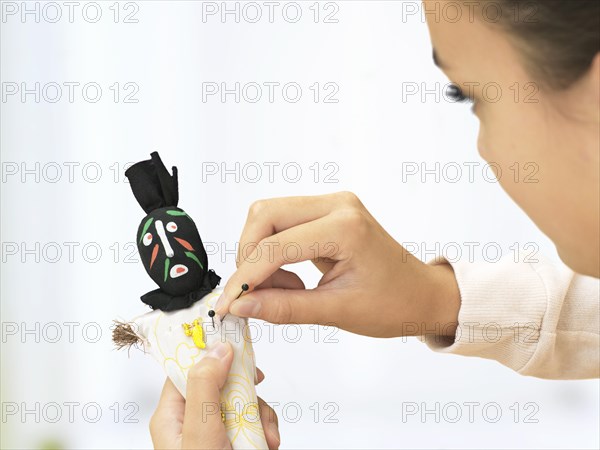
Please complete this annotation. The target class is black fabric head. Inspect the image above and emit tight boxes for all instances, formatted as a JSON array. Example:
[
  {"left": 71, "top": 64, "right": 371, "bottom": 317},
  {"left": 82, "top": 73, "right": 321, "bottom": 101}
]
[{"left": 125, "top": 152, "right": 220, "bottom": 311}]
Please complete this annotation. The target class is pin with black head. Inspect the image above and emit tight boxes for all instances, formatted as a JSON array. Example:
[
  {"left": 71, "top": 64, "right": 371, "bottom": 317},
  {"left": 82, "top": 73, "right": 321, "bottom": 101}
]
[
  {"left": 208, "top": 309, "right": 216, "bottom": 328},
  {"left": 237, "top": 283, "right": 249, "bottom": 299},
  {"left": 220, "top": 283, "right": 250, "bottom": 323}
]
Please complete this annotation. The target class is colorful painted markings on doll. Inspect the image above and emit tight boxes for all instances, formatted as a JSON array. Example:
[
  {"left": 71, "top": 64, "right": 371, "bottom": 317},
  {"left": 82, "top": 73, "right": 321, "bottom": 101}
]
[
  {"left": 182, "top": 319, "right": 206, "bottom": 349},
  {"left": 140, "top": 210, "right": 204, "bottom": 283}
]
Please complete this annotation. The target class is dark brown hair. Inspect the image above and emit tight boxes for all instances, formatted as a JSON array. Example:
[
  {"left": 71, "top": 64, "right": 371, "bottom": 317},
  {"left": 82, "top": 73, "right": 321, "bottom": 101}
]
[{"left": 487, "top": 0, "right": 600, "bottom": 89}]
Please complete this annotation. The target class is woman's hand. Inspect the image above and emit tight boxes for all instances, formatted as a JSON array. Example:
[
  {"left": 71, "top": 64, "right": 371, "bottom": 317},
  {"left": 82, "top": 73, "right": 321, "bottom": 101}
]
[
  {"left": 215, "top": 191, "right": 461, "bottom": 338},
  {"left": 150, "top": 341, "right": 280, "bottom": 449}
]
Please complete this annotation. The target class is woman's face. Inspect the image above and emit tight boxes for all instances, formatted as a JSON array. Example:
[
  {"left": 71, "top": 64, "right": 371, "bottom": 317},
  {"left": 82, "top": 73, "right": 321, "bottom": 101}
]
[{"left": 424, "top": 0, "right": 600, "bottom": 277}]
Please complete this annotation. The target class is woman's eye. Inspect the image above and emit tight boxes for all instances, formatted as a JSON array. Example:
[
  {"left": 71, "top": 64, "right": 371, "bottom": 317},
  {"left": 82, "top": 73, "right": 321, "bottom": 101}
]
[
  {"left": 166, "top": 222, "right": 178, "bottom": 233},
  {"left": 446, "top": 84, "right": 473, "bottom": 104},
  {"left": 143, "top": 233, "right": 153, "bottom": 246}
]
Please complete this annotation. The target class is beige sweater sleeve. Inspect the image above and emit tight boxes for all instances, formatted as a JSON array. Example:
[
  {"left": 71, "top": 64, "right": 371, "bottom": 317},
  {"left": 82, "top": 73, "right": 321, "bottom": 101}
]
[{"left": 421, "top": 254, "right": 600, "bottom": 379}]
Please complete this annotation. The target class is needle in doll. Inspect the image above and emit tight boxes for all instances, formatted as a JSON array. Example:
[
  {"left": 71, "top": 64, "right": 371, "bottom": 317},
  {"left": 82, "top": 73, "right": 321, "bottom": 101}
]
[{"left": 218, "top": 283, "right": 249, "bottom": 323}]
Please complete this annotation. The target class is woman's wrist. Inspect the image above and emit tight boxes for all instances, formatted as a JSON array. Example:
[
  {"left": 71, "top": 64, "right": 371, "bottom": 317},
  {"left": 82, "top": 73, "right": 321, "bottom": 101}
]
[{"left": 426, "top": 262, "right": 461, "bottom": 337}]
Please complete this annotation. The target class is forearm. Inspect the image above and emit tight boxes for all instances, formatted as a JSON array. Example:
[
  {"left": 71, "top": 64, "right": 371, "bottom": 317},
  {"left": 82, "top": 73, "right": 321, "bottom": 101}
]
[{"left": 421, "top": 254, "right": 600, "bottom": 380}]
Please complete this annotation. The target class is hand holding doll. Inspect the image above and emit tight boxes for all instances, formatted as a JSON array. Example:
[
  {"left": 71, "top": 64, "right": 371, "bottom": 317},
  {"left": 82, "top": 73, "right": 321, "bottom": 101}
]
[{"left": 149, "top": 342, "right": 280, "bottom": 450}]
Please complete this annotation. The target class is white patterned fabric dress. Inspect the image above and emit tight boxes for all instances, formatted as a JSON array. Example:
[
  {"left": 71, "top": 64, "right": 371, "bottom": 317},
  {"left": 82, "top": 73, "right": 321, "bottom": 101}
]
[{"left": 132, "top": 286, "right": 268, "bottom": 449}]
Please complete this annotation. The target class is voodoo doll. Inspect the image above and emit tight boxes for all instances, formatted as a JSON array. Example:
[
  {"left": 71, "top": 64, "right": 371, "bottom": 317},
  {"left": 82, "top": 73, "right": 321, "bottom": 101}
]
[{"left": 112, "top": 152, "right": 267, "bottom": 449}]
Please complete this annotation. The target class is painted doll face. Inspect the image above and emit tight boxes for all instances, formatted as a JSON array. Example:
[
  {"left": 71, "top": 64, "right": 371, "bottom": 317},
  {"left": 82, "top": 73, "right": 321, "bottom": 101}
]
[{"left": 136, "top": 207, "right": 208, "bottom": 296}]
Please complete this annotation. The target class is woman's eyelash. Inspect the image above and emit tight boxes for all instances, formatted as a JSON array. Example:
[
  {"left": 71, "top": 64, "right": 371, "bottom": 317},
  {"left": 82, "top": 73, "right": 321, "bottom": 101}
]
[{"left": 446, "top": 84, "right": 474, "bottom": 103}]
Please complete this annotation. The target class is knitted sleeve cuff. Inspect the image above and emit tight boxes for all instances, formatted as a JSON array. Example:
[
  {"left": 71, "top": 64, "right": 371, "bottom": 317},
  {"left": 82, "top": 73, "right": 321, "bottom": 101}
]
[{"left": 420, "top": 254, "right": 574, "bottom": 375}]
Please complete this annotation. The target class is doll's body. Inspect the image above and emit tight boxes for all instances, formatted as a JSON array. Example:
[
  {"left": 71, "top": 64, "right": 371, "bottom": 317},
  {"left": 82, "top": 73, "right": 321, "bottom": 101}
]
[{"left": 129, "top": 287, "right": 267, "bottom": 449}]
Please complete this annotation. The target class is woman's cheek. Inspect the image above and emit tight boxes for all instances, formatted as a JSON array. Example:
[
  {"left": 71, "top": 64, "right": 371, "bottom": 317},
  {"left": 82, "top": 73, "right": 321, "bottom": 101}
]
[
  {"left": 477, "top": 123, "right": 531, "bottom": 207},
  {"left": 476, "top": 119, "right": 512, "bottom": 187},
  {"left": 476, "top": 122, "right": 490, "bottom": 160},
  {"left": 476, "top": 105, "right": 515, "bottom": 167}
]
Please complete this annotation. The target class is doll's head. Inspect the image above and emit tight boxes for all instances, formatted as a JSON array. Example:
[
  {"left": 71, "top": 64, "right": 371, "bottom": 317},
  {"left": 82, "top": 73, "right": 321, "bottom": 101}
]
[
  {"left": 125, "top": 152, "right": 217, "bottom": 303},
  {"left": 136, "top": 206, "right": 209, "bottom": 296}
]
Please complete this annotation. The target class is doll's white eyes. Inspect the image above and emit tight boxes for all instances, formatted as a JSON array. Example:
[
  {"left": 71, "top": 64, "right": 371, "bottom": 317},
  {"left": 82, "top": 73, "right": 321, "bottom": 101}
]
[
  {"left": 170, "top": 264, "right": 188, "bottom": 278},
  {"left": 166, "top": 222, "right": 178, "bottom": 233},
  {"left": 143, "top": 232, "right": 153, "bottom": 246}
]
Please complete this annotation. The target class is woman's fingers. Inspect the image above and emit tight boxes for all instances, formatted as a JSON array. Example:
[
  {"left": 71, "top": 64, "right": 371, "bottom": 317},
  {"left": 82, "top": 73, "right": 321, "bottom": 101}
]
[
  {"left": 258, "top": 396, "right": 280, "bottom": 450},
  {"left": 235, "top": 193, "right": 346, "bottom": 268},
  {"left": 254, "top": 268, "right": 306, "bottom": 291},
  {"left": 312, "top": 258, "right": 336, "bottom": 275},
  {"left": 255, "top": 373, "right": 281, "bottom": 449},
  {"left": 256, "top": 367, "right": 265, "bottom": 385},
  {"left": 149, "top": 378, "right": 185, "bottom": 449},
  {"left": 151, "top": 362, "right": 276, "bottom": 450},
  {"left": 215, "top": 214, "right": 343, "bottom": 316},
  {"left": 229, "top": 286, "right": 341, "bottom": 326},
  {"left": 181, "top": 341, "right": 234, "bottom": 449}
]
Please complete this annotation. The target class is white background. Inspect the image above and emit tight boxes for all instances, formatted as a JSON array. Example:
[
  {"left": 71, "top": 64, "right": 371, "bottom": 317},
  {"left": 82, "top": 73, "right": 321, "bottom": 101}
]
[{"left": 1, "top": 1, "right": 599, "bottom": 449}]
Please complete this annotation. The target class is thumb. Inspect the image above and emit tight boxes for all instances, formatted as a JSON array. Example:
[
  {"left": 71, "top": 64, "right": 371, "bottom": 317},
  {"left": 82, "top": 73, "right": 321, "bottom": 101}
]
[
  {"left": 229, "top": 287, "right": 335, "bottom": 325},
  {"left": 182, "top": 341, "right": 233, "bottom": 448}
]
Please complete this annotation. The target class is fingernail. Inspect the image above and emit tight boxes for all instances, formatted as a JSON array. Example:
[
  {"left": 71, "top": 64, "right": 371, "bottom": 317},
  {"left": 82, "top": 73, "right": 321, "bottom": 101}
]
[
  {"left": 230, "top": 298, "right": 261, "bottom": 317},
  {"left": 206, "top": 341, "right": 229, "bottom": 360}
]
